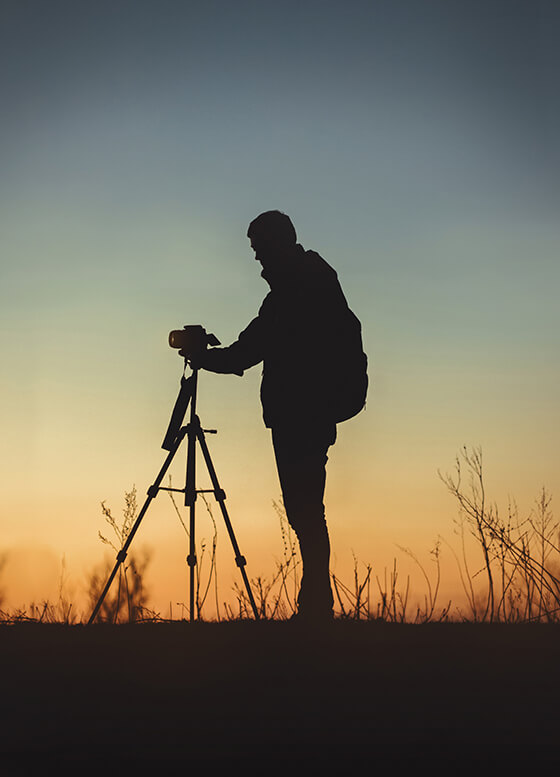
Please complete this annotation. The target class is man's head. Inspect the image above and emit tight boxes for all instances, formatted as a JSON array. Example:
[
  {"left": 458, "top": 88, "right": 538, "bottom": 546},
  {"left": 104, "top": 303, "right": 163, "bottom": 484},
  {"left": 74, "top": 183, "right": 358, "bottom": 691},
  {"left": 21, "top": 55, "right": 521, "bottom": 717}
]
[{"left": 247, "top": 210, "right": 297, "bottom": 269}]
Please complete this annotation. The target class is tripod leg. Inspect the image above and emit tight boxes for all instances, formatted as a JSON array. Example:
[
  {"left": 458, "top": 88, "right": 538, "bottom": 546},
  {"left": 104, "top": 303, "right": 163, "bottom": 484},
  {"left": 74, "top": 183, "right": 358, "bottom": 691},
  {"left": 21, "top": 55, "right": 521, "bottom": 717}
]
[
  {"left": 196, "top": 426, "right": 260, "bottom": 620},
  {"left": 88, "top": 426, "right": 188, "bottom": 625},
  {"left": 185, "top": 416, "right": 198, "bottom": 622}
]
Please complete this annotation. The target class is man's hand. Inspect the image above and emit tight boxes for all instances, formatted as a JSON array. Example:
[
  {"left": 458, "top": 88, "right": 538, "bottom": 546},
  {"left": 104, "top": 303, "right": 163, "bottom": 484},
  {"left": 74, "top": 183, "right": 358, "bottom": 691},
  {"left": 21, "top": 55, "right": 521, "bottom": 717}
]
[{"left": 179, "top": 349, "right": 204, "bottom": 370}]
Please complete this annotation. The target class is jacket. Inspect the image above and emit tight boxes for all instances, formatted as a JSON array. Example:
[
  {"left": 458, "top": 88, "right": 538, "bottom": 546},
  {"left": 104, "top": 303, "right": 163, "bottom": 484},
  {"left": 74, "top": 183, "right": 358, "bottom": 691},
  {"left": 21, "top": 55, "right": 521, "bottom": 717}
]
[{"left": 202, "top": 244, "right": 355, "bottom": 429}]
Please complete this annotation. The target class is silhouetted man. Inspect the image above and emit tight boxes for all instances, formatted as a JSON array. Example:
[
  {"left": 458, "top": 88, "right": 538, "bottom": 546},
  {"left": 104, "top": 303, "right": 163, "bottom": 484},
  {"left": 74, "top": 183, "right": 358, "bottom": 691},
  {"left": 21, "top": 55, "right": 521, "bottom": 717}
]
[{"left": 201, "top": 211, "right": 366, "bottom": 621}]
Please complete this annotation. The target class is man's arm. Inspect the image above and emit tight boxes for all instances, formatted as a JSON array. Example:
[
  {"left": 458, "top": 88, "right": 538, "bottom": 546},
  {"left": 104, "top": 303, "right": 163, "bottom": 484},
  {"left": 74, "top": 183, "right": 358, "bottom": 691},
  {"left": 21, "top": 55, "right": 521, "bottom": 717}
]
[{"left": 202, "top": 310, "right": 266, "bottom": 376}]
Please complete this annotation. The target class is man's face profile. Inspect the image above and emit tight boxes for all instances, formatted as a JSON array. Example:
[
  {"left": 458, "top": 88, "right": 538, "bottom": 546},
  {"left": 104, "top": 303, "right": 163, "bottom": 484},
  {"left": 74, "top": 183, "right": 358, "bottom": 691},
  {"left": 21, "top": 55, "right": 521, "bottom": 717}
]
[
  {"left": 250, "top": 235, "right": 273, "bottom": 267},
  {"left": 249, "top": 234, "right": 291, "bottom": 271}
]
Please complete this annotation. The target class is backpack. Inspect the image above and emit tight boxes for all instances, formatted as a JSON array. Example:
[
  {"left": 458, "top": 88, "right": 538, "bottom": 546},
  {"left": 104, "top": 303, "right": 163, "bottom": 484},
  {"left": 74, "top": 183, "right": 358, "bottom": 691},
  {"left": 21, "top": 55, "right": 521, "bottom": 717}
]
[{"left": 330, "top": 308, "right": 369, "bottom": 423}]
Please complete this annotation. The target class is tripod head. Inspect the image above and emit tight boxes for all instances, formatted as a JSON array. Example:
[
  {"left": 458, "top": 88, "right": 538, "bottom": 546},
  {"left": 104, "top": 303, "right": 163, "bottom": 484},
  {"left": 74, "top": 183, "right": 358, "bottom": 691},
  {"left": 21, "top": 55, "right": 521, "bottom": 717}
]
[
  {"left": 169, "top": 325, "right": 220, "bottom": 367},
  {"left": 162, "top": 326, "right": 220, "bottom": 451},
  {"left": 161, "top": 374, "right": 194, "bottom": 451}
]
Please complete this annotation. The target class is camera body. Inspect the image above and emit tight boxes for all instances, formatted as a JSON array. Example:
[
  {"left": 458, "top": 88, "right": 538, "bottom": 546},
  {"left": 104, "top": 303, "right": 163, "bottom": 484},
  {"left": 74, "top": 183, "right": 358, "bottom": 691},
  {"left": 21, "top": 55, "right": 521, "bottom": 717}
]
[{"left": 169, "top": 325, "right": 220, "bottom": 361}]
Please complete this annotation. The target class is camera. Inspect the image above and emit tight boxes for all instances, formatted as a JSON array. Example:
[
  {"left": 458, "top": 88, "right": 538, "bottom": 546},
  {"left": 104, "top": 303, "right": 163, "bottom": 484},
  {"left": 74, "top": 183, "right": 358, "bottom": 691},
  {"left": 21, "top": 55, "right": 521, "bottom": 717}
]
[{"left": 169, "top": 325, "right": 220, "bottom": 360}]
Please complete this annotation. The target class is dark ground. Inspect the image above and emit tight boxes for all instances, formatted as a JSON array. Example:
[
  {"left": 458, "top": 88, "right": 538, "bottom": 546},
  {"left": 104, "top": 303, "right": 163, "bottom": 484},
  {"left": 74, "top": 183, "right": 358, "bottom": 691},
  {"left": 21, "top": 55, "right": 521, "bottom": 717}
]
[{"left": 1, "top": 620, "right": 559, "bottom": 775}]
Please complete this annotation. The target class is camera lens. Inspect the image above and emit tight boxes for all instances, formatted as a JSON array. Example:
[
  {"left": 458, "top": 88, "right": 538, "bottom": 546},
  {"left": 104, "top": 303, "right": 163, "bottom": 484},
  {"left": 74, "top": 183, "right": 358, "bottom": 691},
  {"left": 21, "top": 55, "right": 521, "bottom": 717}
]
[{"left": 169, "top": 330, "right": 184, "bottom": 349}]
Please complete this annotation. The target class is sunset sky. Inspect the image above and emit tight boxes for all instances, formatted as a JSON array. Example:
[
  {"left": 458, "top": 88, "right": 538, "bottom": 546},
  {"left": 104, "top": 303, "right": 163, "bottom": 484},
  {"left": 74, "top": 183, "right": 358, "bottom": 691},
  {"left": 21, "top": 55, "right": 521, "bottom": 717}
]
[{"left": 1, "top": 0, "right": 558, "bottom": 617}]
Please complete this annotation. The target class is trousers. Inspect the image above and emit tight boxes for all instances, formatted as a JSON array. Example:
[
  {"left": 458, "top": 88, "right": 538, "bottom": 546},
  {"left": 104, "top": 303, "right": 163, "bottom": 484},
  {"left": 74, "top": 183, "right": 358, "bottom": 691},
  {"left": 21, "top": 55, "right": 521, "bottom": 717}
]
[{"left": 272, "top": 424, "right": 336, "bottom": 615}]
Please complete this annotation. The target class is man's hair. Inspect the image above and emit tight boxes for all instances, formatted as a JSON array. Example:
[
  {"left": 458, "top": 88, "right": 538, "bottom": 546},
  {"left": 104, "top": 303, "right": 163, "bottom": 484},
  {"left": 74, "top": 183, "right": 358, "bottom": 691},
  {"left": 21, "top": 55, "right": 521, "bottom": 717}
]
[{"left": 247, "top": 210, "right": 297, "bottom": 244}]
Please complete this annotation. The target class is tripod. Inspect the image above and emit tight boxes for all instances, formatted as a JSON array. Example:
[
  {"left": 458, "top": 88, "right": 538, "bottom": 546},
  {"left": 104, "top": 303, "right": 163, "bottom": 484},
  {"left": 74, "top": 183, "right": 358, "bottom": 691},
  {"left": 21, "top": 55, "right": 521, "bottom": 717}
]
[{"left": 88, "top": 366, "right": 260, "bottom": 624}]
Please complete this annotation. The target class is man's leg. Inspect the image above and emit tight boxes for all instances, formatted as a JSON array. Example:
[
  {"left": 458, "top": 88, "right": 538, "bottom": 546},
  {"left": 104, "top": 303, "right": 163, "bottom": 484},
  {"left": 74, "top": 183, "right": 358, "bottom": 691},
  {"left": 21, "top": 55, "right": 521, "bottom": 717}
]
[{"left": 272, "top": 425, "right": 336, "bottom": 618}]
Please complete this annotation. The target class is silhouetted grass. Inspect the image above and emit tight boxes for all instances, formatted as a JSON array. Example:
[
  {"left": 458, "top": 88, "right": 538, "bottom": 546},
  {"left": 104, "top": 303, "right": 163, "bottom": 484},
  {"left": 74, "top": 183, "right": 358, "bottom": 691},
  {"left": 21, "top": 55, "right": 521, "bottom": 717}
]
[
  {"left": 0, "top": 556, "right": 78, "bottom": 624},
  {"left": 86, "top": 486, "right": 153, "bottom": 623},
  {"left": 1, "top": 447, "right": 557, "bottom": 625},
  {"left": 440, "top": 446, "right": 560, "bottom": 622}
]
